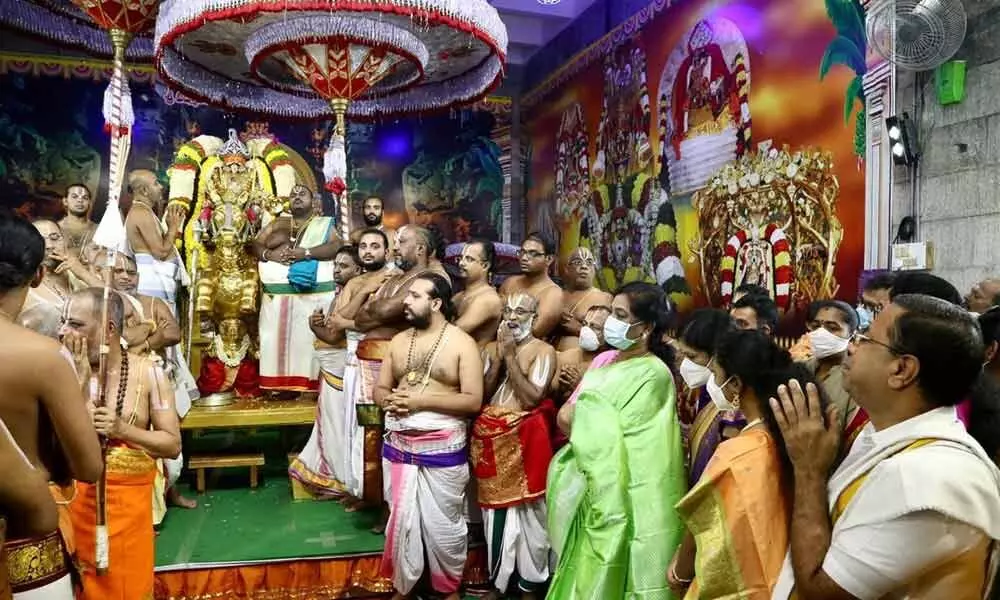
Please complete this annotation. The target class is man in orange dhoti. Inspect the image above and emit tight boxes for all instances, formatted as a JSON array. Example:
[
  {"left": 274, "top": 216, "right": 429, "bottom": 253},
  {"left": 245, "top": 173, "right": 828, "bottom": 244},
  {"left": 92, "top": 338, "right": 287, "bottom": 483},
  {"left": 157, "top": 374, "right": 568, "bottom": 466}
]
[
  {"left": 0, "top": 213, "right": 104, "bottom": 600},
  {"left": 61, "top": 289, "right": 181, "bottom": 599}
]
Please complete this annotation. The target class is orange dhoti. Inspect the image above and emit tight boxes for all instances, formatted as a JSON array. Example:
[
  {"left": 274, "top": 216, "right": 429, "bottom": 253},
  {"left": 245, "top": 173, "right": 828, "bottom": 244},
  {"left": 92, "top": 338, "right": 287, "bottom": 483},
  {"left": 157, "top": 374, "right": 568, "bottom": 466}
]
[
  {"left": 355, "top": 339, "right": 389, "bottom": 506},
  {"left": 70, "top": 445, "right": 157, "bottom": 600}
]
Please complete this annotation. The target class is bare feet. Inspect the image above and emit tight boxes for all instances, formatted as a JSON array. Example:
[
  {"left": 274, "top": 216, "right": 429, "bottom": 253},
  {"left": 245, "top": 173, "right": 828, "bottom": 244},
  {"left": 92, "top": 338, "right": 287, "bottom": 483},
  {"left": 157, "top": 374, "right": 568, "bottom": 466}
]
[
  {"left": 167, "top": 487, "right": 198, "bottom": 509},
  {"left": 342, "top": 497, "right": 365, "bottom": 512},
  {"left": 371, "top": 504, "right": 389, "bottom": 535}
]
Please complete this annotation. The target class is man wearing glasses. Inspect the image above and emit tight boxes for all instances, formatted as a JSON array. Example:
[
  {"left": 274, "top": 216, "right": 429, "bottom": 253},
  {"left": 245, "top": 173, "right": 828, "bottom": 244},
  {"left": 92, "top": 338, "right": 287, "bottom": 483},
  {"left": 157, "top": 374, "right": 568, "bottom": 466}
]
[
  {"left": 772, "top": 294, "right": 1000, "bottom": 599},
  {"left": 499, "top": 232, "right": 563, "bottom": 340}
]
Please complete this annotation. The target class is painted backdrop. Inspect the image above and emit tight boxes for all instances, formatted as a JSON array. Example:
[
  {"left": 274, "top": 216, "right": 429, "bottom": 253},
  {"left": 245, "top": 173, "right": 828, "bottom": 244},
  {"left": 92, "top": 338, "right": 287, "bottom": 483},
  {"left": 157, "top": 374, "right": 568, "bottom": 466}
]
[
  {"left": 525, "top": 0, "right": 866, "bottom": 317},
  {"left": 0, "top": 55, "right": 510, "bottom": 243}
]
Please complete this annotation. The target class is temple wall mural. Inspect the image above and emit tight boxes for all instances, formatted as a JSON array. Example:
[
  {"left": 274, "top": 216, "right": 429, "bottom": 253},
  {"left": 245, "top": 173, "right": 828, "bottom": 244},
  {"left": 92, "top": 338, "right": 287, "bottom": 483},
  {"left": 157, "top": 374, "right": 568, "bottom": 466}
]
[
  {"left": 0, "top": 54, "right": 511, "bottom": 243},
  {"left": 524, "top": 0, "right": 867, "bottom": 319}
]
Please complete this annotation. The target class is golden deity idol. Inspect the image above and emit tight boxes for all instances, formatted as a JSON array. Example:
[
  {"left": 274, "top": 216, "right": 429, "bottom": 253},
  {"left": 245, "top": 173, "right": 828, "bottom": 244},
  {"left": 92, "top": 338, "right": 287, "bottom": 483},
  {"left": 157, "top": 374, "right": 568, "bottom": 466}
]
[{"left": 168, "top": 127, "right": 314, "bottom": 398}]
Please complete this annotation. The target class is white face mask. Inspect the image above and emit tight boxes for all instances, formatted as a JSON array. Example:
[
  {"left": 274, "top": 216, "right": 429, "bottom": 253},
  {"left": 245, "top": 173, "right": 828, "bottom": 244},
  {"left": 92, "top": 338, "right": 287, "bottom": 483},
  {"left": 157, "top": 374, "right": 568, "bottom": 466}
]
[
  {"left": 706, "top": 373, "right": 736, "bottom": 411},
  {"left": 579, "top": 326, "right": 601, "bottom": 352},
  {"left": 603, "top": 315, "right": 638, "bottom": 350},
  {"left": 808, "top": 327, "right": 850, "bottom": 359},
  {"left": 679, "top": 358, "right": 711, "bottom": 388}
]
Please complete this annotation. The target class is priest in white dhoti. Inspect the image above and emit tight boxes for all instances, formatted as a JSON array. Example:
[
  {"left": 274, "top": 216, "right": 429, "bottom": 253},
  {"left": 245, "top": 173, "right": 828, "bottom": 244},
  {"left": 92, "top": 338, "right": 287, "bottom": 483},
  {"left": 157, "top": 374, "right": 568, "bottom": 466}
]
[
  {"left": 373, "top": 273, "right": 484, "bottom": 600},
  {"left": 125, "top": 169, "right": 189, "bottom": 313},
  {"left": 771, "top": 295, "right": 1000, "bottom": 600},
  {"left": 253, "top": 184, "right": 343, "bottom": 394},
  {"left": 289, "top": 245, "right": 363, "bottom": 495}
]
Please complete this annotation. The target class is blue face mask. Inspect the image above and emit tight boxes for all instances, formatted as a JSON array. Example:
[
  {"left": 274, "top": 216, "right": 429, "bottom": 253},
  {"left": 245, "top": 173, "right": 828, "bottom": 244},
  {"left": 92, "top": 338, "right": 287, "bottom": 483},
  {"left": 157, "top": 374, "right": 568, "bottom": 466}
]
[{"left": 856, "top": 305, "right": 873, "bottom": 332}]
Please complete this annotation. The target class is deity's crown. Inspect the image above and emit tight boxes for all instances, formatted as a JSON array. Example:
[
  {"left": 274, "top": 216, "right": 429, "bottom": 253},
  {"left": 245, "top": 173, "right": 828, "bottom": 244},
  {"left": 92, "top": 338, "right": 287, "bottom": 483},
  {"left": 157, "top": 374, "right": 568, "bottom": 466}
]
[
  {"left": 689, "top": 20, "right": 715, "bottom": 50},
  {"left": 219, "top": 128, "right": 252, "bottom": 165}
]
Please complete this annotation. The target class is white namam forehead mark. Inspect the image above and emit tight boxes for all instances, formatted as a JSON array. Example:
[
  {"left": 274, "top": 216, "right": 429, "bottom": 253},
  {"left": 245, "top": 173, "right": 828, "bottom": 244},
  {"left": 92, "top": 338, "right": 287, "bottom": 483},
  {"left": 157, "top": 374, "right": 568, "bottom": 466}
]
[
  {"left": 569, "top": 247, "right": 595, "bottom": 262},
  {"left": 505, "top": 293, "right": 538, "bottom": 312}
]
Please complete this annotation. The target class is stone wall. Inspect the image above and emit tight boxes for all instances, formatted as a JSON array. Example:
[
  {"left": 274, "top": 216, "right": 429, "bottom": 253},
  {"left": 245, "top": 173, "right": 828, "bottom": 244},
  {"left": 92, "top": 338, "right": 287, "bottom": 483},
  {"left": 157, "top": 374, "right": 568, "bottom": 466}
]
[{"left": 892, "top": 0, "right": 1000, "bottom": 294}]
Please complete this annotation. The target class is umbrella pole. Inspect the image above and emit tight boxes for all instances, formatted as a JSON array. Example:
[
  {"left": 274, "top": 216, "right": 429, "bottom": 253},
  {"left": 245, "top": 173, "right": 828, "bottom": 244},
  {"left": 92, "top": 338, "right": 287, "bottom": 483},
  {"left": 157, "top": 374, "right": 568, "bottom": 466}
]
[{"left": 330, "top": 98, "right": 350, "bottom": 241}]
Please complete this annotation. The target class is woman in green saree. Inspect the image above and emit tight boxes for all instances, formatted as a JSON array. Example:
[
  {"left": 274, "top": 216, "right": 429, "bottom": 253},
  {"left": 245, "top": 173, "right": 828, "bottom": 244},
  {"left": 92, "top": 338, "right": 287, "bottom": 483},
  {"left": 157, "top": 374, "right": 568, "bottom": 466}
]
[{"left": 547, "top": 282, "right": 688, "bottom": 600}]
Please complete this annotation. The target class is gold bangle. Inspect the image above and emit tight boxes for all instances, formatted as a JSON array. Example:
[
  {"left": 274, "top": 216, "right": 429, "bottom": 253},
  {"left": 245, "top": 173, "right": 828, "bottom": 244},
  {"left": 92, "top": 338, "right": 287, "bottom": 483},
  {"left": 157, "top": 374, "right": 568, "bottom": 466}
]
[{"left": 143, "top": 319, "right": 158, "bottom": 334}]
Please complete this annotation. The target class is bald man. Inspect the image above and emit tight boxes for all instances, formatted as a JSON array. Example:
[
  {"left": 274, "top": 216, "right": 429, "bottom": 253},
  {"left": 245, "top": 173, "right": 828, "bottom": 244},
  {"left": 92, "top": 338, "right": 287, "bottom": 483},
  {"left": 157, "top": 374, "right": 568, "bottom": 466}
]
[
  {"left": 125, "top": 169, "right": 189, "bottom": 314},
  {"left": 554, "top": 247, "right": 611, "bottom": 351}
]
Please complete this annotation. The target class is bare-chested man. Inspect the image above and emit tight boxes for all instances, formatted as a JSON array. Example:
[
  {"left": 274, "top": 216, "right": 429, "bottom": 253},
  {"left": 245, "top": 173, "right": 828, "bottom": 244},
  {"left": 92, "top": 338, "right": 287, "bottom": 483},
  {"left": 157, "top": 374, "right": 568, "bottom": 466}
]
[
  {"left": 554, "top": 304, "right": 611, "bottom": 402},
  {"left": 0, "top": 213, "right": 102, "bottom": 599},
  {"left": 499, "top": 232, "right": 562, "bottom": 340},
  {"left": 554, "top": 247, "right": 612, "bottom": 351},
  {"left": 473, "top": 293, "right": 557, "bottom": 600},
  {"left": 290, "top": 244, "right": 364, "bottom": 497},
  {"left": 61, "top": 288, "right": 180, "bottom": 600},
  {"left": 58, "top": 183, "right": 96, "bottom": 256},
  {"left": 350, "top": 196, "right": 396, "bottom": 256},
  {"left": 352, "top": 225, "right": 449, "bottom": 525},
  {"left": 19, "top": 220, "right": 75, "bottom": 338},
  {"left": 375, "top": 273, "right": 483, "bottom": 600},
  {"left": 453, "top": 238, "right": 503, "bottom": 347},
  {"left": 312, "top": 228, "right": 394, "bottom": 509},
  {"left": 100, "top": 252, "right": 198, "bottom": 514},
  {"left": 125, "top": 169, "right": 188, "bottom": 312}
]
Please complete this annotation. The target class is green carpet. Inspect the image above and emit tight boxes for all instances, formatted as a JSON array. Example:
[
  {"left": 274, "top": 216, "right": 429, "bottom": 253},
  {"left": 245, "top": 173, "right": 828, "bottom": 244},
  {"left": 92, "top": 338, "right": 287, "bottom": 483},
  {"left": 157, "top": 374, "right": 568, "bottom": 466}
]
[{"left": 155, "top": 476, "right": 384, "bottom": 569}]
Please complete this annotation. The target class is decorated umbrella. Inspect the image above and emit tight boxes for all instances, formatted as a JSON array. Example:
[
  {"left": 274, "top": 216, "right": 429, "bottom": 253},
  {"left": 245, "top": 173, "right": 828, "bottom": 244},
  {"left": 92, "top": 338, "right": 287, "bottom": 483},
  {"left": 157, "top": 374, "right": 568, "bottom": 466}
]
[
  {"left": 0, "top": 0, "right": 154, "bottom": 59},
  {"left": 67, "top": 0, "right": 159, "bottom": 576},
  {"left": 154, "top": 0, "right": 507, "bottom": 240}
]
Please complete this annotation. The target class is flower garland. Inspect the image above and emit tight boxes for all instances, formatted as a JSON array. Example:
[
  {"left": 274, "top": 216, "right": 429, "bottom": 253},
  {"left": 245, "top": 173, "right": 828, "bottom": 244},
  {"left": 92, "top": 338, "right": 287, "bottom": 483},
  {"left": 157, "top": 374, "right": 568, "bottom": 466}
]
[{"left": 213, "top": 333, "right": 252, "bottom": 368}]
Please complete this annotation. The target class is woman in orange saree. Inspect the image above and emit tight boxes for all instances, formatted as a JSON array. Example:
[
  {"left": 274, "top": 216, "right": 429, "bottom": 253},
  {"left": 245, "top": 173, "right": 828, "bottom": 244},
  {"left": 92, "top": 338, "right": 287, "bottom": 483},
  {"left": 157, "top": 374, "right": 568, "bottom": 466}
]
[{"left": 668, "top": 330, "right": 823, "bottom": 599}]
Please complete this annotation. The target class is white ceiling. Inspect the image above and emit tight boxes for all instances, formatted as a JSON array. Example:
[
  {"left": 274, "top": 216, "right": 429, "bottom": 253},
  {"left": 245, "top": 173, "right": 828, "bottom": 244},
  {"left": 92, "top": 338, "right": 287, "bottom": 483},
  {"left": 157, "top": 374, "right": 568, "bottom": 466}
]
[{"left": 489, "top": 0, "right": 602, "bottom": 65}]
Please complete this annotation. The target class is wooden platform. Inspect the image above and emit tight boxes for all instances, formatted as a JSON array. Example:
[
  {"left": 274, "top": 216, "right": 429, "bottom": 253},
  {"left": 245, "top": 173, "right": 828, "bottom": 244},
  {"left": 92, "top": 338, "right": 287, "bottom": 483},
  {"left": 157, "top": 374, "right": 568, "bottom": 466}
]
[{"left": 181, "top": 396, "right": 317, "bottom": 430}]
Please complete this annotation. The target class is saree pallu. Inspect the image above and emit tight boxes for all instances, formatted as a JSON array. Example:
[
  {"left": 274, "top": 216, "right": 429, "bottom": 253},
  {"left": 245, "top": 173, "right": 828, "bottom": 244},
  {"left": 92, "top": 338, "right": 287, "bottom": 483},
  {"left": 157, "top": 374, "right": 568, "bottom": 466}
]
[
  {"left": 687, "top": 391, "right": 746, "bottom": 488},
  {"left": 676, "top": 429, "right": 789, "bottom": 599},
  {"left": 70, "top": 445, "right": 157, "bottom": 600},
  {"left": 547, "top": 354, "right": 687, "bottom": 600},
  {"left": 470, "top": 401, "right": 555, "bottom": 509},
  {"left": 355, "top": 339, "right": 389, "bottom": 505}
]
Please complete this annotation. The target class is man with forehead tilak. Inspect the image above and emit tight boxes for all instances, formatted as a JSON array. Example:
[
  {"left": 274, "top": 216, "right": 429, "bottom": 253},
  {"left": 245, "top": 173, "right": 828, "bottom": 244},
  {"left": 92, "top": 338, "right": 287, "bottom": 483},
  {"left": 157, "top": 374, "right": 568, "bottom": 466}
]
[
  {"left": 453, "top": 239, "right": 503, "bottom": 347},
  {"left": 553, "top": 247, "right": 611, "bottom": 352},
  {"left": 350, "top": 225, "right": 450, "bottom": 527},
  {"left": 255, "top": 183, "right": 342, "bottom": 395},
  {"left": 60, "top": 289, "right": 180, "bottom": 600},
  {"left": 472, "top": 292, "right": 557, "bottom": 600},
  {"left": 102, "top": 252, "right": 198, "bottom": 518}
]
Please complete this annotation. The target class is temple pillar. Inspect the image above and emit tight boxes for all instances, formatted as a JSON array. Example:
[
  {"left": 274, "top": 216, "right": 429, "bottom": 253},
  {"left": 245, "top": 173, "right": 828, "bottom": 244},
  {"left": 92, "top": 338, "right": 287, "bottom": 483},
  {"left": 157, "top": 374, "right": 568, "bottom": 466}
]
[{"left": 862, "top": 55, "right": 896, "bottom": 271}]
